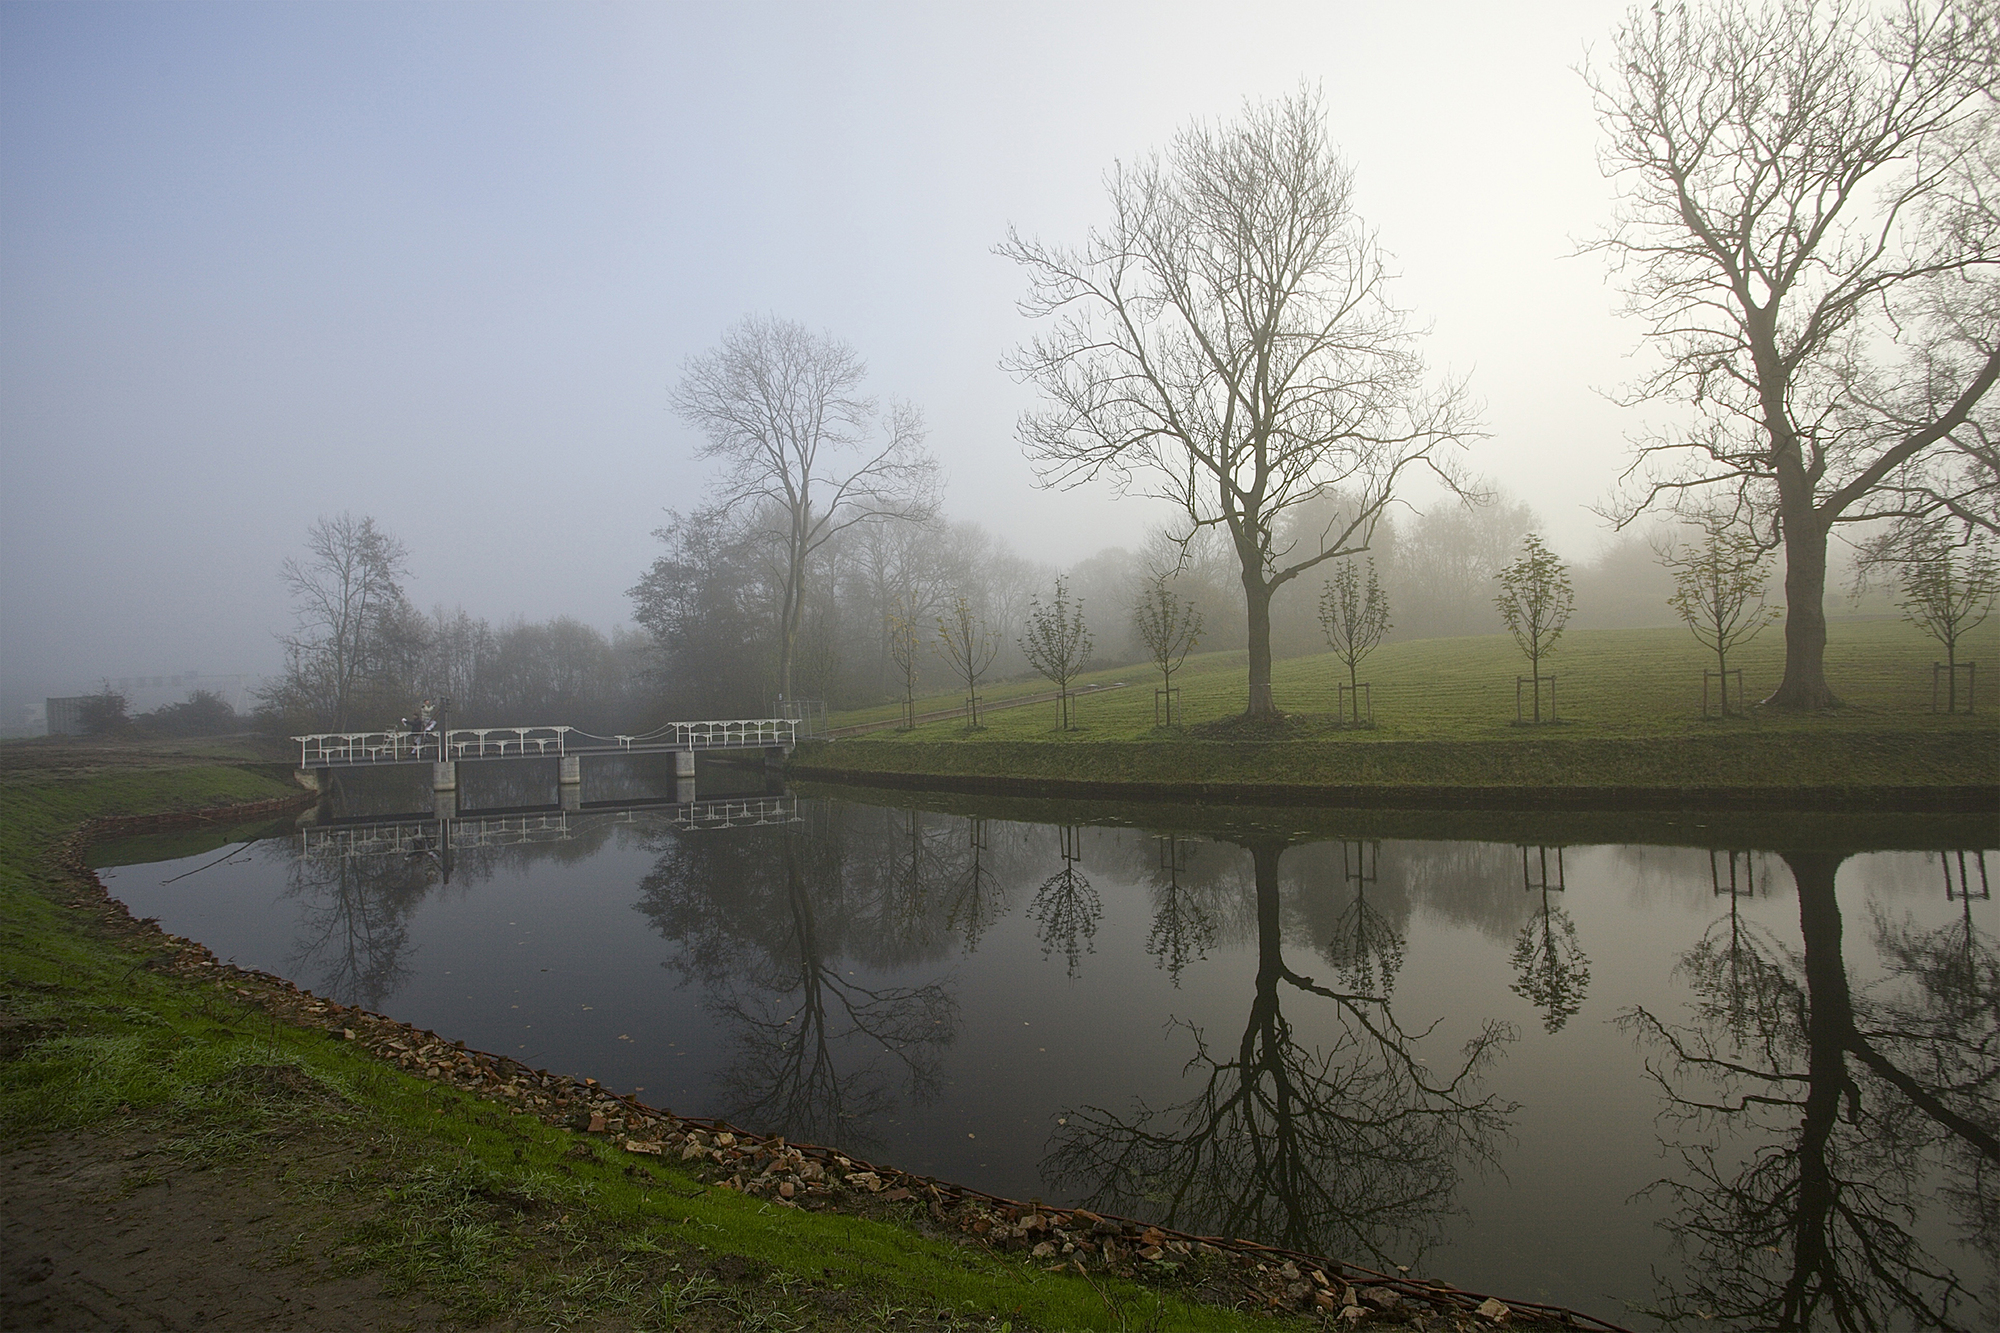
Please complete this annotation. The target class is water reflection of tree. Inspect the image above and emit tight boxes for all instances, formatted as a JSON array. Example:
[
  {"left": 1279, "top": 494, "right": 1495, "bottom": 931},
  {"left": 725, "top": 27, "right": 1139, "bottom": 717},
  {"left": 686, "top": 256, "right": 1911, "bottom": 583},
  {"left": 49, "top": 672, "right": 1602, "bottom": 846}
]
[
  {"left": 1507, "top": 847, "right": 1590, "bottom": 1034},
  {"left": 1030, "top": 826, "right": 1101, "bottom": 977},
  {"left": 279, "top": 808, "right": 612, "bottom": 1008},
  {"left": 1625, "top": 850, "right": 2000, "bottom": 1330},
  {"left": 1325, "top": 840, "right": 1405, "bottom": 999},
  {"left": 1047, "top": 837, "right": 1514, "bottom": 1269},
  {"left": 281, "top": 830, "right": 470, "bottom": 1008},
  {"left": 634, "top": 811, "right": 958, "bottom": 1150},
  {"left": 941, "top": 817, "right": 1012, "bottom": 953},
  {"left": 1146, "top": 836, "right": 1218, "bottom": 986}
]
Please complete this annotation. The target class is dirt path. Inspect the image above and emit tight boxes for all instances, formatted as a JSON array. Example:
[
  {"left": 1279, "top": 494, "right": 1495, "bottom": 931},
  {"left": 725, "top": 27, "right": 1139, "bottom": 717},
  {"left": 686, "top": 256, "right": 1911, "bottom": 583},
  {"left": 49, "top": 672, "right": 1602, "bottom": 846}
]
[{"left": 2, "top": 1125, "right": 453, "bottom": 1332}]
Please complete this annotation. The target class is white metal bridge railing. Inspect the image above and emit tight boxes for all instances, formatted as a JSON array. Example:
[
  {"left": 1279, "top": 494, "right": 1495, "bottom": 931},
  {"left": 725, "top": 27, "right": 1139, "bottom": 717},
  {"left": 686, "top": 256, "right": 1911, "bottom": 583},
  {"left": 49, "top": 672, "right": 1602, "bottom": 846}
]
[
  {"left": 295, "top": 718, "right": 801, "bottom": 767},
  {"left": 295, "top": 726, "right": 570, "bottom": 767},
  {"left": 610, "top": 719, "right": 800, "bottom": 751}
]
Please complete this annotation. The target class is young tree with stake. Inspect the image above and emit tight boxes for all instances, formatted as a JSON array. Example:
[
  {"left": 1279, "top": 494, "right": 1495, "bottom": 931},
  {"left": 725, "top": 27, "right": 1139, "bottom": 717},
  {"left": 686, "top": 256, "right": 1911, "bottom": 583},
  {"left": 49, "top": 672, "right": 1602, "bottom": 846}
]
[
  {"left": 1494, "top": 535, "right": 1574, "bottom": 724},
  {"left": 1318, "top": 558, "right": 1391, "bottom": 727},
  {"left": 1897, "top": 533, "right": 1998, "bottom": 713},
  {"left": 935, "top": 595, "right": 998, "bottom": 730},
  {"left": 1131, "top": 577, "right": 1203, "bottom": 727},
  {"left": 886, "top": 599, "right": 923, "bottom": 731},
  {"left": 1661, "top": 512, "right": 1779, "bottom": 717},
  {"left": 1020, "top": 577, "right": 1093, "bottom": 732}
]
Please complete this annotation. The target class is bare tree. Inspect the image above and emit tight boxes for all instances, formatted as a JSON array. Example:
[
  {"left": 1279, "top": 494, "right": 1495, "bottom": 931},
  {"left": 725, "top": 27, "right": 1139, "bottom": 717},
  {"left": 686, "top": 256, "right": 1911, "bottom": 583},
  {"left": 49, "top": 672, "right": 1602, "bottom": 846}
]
[
  {"left": 1131, "top": 575, "right": 1203, "bottom": 725},
  {"left": 1002, "top": 87, "right": 1476, "bottom": 720},
  {"left": 672, "top": 316, "right": 938, "bottom": 699},
  {"left": 1494, "top": 534, "right": 1575, "bottom": 722},
  {"left": 1587, "top": 0, "right": 1999, "bottom": 709},
  {"left": 1898, "top": 531, "right": 1999, "bottom": 711},
  {"left": 934, "top": 594, "right": 998, "bottom": 730},
  {"left": 1318, "top": 557, "right": 1391, "bottom": 726},
  {"left": 1019, "top": 575, "right": 1093, "bottom": 731},
  {"left": 885, "top": 598, "right": 923, "bottom": 731},
  {"left": 1661, "top": 511, "right": 1780, "bottom": 717},
  {"left": 268, "top": 513, "right": 413, "bottom": 731}
]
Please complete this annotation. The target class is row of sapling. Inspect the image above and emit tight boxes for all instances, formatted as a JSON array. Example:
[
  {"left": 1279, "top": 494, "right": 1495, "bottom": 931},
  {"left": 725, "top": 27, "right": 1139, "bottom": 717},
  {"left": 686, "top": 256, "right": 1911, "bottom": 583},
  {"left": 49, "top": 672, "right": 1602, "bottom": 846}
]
[{"left": 898, "top": 581, "right": 1096, "bottom": 735}]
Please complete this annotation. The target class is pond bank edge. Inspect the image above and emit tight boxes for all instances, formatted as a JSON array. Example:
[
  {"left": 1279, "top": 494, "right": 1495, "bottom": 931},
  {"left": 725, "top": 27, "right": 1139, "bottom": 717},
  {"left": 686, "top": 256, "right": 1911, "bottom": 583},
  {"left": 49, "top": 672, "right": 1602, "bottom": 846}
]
[
  {"left": 787, "top": 759, "right": 1999, "bottom": 813},
  {"left": 48, "top": 794, "right": 1634, "bottom": 1333}
]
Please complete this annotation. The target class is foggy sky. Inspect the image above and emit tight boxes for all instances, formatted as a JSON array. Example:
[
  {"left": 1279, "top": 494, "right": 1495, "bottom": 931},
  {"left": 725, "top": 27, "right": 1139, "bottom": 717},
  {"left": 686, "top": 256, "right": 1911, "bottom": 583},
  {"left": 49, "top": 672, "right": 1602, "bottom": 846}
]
[{"left": 1, "top": 0, "right": 1648, "bottom": 707}]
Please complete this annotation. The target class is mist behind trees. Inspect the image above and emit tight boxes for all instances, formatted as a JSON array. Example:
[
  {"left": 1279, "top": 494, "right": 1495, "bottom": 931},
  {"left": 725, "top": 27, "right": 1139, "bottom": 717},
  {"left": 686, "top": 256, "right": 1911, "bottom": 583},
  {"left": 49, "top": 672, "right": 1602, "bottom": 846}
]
[{"left": 623, "top": 484, "right": 1729, "bottom": 719}]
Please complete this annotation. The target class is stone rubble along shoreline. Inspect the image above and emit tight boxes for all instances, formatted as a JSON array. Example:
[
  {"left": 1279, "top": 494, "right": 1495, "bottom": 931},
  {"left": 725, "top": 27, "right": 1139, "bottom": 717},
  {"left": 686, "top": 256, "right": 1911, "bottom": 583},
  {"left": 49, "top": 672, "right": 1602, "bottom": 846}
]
[{"left": 56, "top": 802, "right": 1634, "bottom": 1333}]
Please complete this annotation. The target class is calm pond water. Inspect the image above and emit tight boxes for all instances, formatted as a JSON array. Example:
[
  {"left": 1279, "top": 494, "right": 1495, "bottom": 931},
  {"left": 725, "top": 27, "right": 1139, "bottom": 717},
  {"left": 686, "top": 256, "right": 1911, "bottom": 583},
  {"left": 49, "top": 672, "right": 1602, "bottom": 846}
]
[{"left": 99, "top": 760, "right": 1997, "bottom": 1330}]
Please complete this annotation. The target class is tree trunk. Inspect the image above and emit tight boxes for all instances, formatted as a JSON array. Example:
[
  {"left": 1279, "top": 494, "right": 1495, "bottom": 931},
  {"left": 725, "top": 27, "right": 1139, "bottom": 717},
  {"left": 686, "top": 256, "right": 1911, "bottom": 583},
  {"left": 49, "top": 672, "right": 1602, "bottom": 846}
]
[
  {"left": 1243, "top": 573, "right": 1277, "bottom": 718},
  {"left": 1784, "top": 850, "right": 1852, "bottom": 1321},
  {"left": 778, "top": 552, "right": 804, "bottom": 702},
  {"left": 1765, "top": 506, "right": 1841, "bottom": 710}
]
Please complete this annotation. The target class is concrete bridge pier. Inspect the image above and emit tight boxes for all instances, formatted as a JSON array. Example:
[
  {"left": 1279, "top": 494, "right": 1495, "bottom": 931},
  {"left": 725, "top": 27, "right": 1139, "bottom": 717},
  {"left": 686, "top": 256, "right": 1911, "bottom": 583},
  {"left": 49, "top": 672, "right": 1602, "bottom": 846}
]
[
  {"left": 674, "top": 749, "right": 695, "bottom": 778},
  {"left": 433, "top": 761, "right": 457, "bottom": 792},
  {"left": 677, "top": 777, "right": 696, "bottom": 804},
  {"left": 560, "top": 784, "right": 582, "bottom": 812},
  {"left": 293, "top": 768, "right": 324, "bottom": 795},
  {"left": 433, "top": 788, "right": 458, "bottom": 820}
]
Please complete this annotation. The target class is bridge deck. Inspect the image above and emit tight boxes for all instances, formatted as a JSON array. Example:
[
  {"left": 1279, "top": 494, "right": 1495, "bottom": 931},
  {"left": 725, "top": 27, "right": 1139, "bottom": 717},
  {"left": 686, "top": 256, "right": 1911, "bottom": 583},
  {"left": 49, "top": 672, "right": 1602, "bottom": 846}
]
[{"left": 294, "top": 719, "right": 801, "bottom": 769}]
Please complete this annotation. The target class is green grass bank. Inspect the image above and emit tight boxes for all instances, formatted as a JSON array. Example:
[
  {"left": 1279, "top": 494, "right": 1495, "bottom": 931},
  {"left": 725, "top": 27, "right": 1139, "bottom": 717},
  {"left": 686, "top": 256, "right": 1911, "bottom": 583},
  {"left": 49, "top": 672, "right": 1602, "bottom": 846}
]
[
  {"left": 800, "top": 620, "right": 2000, "bottom": 809},
  {"left": 6, "top": 741, "right": 1591, "bottom": 1331}
]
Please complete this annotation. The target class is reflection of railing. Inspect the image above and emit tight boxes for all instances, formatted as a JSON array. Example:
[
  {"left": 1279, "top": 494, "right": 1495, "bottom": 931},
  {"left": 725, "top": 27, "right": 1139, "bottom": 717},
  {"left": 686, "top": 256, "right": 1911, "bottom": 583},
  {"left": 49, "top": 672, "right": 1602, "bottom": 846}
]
[
  {"left": 302, "top": 813, "right": 575, "bottom": 857},
  {"left": 667, "top": 795, "right": 800, "bottom": 830},
  {"left": 298, "top": 796, "right": 802, "bottom": 856}
]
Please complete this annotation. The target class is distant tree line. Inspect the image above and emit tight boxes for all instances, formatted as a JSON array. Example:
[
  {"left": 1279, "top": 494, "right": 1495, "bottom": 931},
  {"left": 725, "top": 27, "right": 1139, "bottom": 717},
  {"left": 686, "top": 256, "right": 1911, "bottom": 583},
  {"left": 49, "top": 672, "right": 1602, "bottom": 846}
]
[
  {"left": 71, "top": 685, "right": 243, "bottom": 739},
  {"left": 259, "top": 513, "right": 650, "bottom": 737}
]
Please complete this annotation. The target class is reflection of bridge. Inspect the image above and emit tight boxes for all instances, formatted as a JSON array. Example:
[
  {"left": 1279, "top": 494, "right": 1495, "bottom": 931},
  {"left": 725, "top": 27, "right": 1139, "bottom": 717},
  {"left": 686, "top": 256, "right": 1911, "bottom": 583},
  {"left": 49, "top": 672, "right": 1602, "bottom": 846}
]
[
  {"left": 292, "top": 719, "right": 801, "bottom": 794},
  {"left": 301, "top": 795, "right": 804, "bottom": 858}
]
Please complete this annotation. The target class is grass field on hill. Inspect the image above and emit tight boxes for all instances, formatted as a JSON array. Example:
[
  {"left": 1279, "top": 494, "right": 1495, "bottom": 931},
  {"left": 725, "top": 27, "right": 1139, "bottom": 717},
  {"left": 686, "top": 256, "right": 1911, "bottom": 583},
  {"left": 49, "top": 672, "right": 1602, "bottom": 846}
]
[
  {"left": 832, "top": 616, "right": 2000, "bottom": 743},
  {"left": 803, "top": 619, "right": 1998, "bottom": 799}
]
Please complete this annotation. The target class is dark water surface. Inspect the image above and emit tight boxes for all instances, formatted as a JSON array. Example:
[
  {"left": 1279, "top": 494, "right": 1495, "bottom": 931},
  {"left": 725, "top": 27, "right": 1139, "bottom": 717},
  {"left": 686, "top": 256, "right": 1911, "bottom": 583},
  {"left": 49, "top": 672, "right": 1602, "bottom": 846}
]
[{"left": 100, "top": 765, "right": 1997, "bottom": 1330}]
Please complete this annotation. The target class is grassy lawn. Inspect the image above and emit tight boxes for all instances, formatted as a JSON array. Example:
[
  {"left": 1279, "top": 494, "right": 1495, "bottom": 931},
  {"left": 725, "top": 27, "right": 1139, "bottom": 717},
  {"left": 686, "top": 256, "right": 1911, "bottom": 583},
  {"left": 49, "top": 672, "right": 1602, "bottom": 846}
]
[
  {"left": 0, "top": 745, "right": 1356, "bottom": 1331},
  {"left": 806, "top": 619, "right": 1999, "bottom": 797}
]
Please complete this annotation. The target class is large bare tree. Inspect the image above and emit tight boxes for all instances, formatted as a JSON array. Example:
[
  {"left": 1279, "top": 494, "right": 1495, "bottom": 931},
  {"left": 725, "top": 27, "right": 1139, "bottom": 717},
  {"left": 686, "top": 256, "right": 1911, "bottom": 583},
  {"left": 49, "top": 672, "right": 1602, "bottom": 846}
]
[
  {"left": 672, "top": 316, "right": 938, "bottom": 701},
  {"left": 1002, "top": 88, "right": 1477, "bottom": 720},
  {"left": 268, "top": 513, "right": 413, "bottom": 731},
  {"left": 1589, "top": 0, "right": 1999, "bottom": 709}
]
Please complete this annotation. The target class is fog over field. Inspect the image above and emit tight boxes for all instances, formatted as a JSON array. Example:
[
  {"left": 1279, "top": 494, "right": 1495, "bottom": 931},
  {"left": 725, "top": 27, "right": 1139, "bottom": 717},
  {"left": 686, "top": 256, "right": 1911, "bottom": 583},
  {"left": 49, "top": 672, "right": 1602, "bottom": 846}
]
[{"left": 4, "top": 0, "right": 1671, "bottom": 721}]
